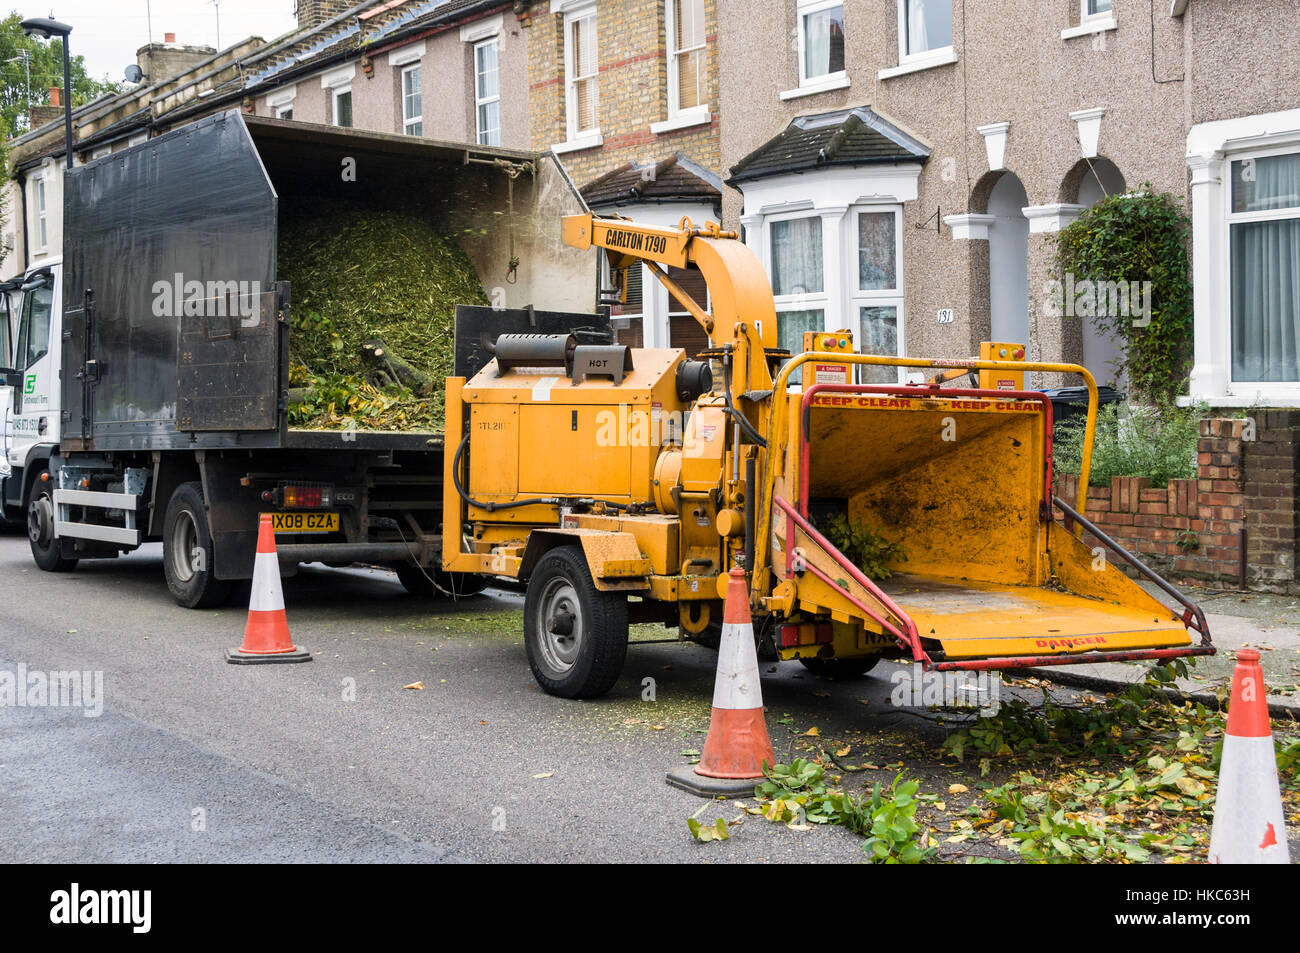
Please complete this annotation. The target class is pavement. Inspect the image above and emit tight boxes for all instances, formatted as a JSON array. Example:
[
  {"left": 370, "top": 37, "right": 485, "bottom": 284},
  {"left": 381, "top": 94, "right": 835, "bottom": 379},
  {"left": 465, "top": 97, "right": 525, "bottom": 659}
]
[{"left": 1026, "top": 581, "right": 1300, "bottom": 714}]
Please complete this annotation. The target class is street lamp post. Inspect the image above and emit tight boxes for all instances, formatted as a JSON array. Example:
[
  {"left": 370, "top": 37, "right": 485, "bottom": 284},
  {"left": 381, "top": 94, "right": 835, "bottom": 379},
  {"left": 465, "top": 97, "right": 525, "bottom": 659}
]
[{"left": 20, "top": 17, "right": 74, "bottom": 171}]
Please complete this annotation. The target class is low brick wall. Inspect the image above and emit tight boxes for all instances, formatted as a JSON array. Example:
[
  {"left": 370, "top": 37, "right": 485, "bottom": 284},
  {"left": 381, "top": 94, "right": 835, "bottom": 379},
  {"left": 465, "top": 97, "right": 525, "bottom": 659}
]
[{"left": 1053, "top": 415, "right": 1300, "bottom": 592}]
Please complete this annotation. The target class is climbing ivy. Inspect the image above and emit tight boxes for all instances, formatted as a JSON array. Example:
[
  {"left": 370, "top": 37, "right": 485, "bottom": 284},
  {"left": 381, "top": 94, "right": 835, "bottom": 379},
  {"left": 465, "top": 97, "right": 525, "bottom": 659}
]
[{"left": 1053, "top": 187, "right": 1193, "bottom": 404}]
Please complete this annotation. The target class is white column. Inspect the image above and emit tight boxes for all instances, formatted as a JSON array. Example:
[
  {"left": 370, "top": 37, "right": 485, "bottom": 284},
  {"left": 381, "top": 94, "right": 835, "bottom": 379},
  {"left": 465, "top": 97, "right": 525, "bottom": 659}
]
[
  {"left": 819, "top": 205, "right": 849, "bottom": 332},
  {"left": 1186, "top": 151, "right": 1228, "bottom": 400}
]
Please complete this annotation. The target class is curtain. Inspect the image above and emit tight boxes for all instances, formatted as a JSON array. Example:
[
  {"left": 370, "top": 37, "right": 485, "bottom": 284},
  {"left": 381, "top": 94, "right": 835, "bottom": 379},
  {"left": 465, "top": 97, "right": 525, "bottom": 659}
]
[
  {"left": 859, "top": 306, "right": 899, "bottom": 383},
  {"left": 1232, "top": 218, "right": 1300, "bottom": 382},
  {"left": 571, "top": 16, "right": 597, "bottom": 132},
  {"left": 778, "top": 309, "right": 825, "bottom": 384},
  {"left": 674, "top": 0, "right": 704, "bottom": 109},
  {"left": 804, "top": 6, "right": 844, "bottom": 78},
  {"left": 907, "top": 0, "right": 951, "bottom": 55},
  {"left": 858, "top": 212, "right": 897, "bottom": 290},
  {"left": 1234, "top": 153, "right": 1300, "bottom": 213},
  {"left": 770, "top": 218, "right": 823, "bottom": 295}
]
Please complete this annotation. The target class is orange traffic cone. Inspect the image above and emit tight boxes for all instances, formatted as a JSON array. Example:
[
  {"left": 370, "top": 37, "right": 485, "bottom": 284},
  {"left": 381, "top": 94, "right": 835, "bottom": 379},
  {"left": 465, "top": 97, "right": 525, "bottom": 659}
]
[
  {"left": 225, "top": 514, "right": 312, "bottom": 665},
  {"left": 1208, "top": 648, "right": 1289, "bottom": 863},
  {"left": 667, "top": 567, "right": 775, "bottom": 797}
]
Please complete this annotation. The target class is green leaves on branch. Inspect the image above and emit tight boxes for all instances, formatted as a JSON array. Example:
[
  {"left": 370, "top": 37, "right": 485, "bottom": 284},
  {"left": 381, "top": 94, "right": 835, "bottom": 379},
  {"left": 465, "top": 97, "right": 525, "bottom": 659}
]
[{"left": 817, "top": 514, "right": 908, "bottom": 580}]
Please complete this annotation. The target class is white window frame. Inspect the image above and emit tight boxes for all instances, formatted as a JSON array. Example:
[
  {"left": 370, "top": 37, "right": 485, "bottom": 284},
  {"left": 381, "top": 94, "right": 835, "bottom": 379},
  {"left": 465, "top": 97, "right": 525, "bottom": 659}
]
[
  {"left": 275, "top": 103, "right": 294, "bottom": 120},
  {"left": 766, "top": 211, "right": 830, "bottom": 369},
  {"left": 401, "top": 64, "right": 423, "bottom": 136},
  {"left": 796, "top": 0, "right": 846, "bottom": 88},
  {"left": 850, "top": 205, "right": 906, "bottom": 383},
  {"left": 91, "top": 145, "right": 111, "bottom": 160},
  {"left": 266, "top": 85, "right": 297, "bottom": 117},
  {"left": 320, "top": 65, "right": 354, "bottom": 129},
  {"left": 128, "top": 132, "right": 148, "bottom": 146},
  {"left": 882, "top": 0, "right": 956, "bottom": 79},
  {"left": 1082, "top": 0, "right": 1113, "bottom": 23},
  {"left": 332, "top": 86, "right": 353, "bottom": 128},
  {"left": 474, "top": 38, "right": 501, "bottom": 146},
  {"left": 1062, "top": 0, "right": 1116, "bottom": 39},
  {"left": 661, "top": 0, "right": 709, "bottom": 129},
  {"left": 1224, "top": 146, "right": 1300, "bottom": 388},
  {"left": 33, "top": 176, "right": 47, "bottom": 252},
  {"left": 560, "top": 3, "right": 601, "bottom": 150},
  {"left": 1185, "top": 107, "right": 1300, "bottom": 406}
]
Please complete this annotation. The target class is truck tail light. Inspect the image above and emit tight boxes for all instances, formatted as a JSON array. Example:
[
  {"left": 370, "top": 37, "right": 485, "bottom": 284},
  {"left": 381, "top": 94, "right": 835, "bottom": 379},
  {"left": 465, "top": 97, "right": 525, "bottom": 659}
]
[{"left": 281, "top": 483, "right": 331, "bottom": 508}]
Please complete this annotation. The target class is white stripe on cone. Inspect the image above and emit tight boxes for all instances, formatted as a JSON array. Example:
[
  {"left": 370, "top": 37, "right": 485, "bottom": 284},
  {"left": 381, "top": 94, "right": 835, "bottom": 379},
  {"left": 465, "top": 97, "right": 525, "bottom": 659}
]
[
  {"left": 248, "top": 551, "right": 285, "bottom": 613},
  {"left": 712, "top": 620, "right": 763, "bottom": 710},
  {"left": 1209, "top": 735, "right": 1291, "bottom": 864}
]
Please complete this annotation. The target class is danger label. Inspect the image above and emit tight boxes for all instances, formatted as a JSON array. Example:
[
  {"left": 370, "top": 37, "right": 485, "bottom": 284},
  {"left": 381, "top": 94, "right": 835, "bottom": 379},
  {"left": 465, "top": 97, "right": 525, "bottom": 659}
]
[{"left": 812, "top": 363, "right": 849, "bottom": 385}]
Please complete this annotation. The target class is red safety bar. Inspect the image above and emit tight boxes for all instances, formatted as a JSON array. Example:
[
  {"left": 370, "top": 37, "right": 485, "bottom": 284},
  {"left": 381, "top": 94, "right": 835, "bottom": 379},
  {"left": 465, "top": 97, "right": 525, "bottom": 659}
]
[{"left": 773, "top": 494, "right": 926, "bottom": 663}]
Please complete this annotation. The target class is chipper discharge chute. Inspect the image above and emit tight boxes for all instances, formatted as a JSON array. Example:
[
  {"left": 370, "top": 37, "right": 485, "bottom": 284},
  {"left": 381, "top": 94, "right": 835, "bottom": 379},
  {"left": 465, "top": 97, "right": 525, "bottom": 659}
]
[{"left": 763, "top": 352, "right": 1215, "bottom": 673}]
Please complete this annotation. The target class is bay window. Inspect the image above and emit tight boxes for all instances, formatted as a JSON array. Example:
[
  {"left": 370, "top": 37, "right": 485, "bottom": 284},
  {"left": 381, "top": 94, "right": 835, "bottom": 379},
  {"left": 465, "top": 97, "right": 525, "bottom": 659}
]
[{"left": 1228, "top": 151, "right": 1300, "bottom": 382}]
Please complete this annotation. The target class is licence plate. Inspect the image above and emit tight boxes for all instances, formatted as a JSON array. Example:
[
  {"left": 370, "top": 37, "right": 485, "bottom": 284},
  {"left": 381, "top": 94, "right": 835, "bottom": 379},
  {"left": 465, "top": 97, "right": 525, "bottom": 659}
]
[{"left": 264, "top": 512, "right": 339, "bottom": 534}]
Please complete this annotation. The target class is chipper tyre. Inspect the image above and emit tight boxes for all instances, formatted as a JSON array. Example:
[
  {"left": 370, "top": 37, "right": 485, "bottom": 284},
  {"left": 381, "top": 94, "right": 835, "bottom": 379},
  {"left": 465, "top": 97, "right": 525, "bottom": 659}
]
[
  {"left": 27, "top": 472, "right": 78, "bottom": 572},
  {"left": 524, "top": 547, "right": 628, "bottom": 699},
  {"left": 163, "top": 481, "right": 234, "bottom": 609},
  {"left": 798, "top": 656, "right": 880, "bottom": 679}
]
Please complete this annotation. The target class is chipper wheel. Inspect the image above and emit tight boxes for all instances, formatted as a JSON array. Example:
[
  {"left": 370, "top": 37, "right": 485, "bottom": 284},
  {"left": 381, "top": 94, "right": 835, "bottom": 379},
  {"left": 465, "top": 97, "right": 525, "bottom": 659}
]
[
  {"left": 524, "top": 546, "right": 628, "bottom": 699},
  {"left": 798, "top": 657, "right": 880, "bottom": 679}
]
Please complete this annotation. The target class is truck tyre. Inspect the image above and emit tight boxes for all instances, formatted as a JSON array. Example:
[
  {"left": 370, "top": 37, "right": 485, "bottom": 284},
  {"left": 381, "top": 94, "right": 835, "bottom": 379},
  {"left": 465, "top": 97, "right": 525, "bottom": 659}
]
[
  {"left": 394, "top": 562, "right": 489, "bottom": 599},
  {"left": 524, "top": 547, "right": 628, "bottom": 699},
  {"left": 27, "top": 472, "right": 78, "bottom": 572},
  {"left": 799, "top": 656, "right": 880, "bottom": 679},
  {"left": 163, "top": 481, "right": 233, "bottom": 609}
]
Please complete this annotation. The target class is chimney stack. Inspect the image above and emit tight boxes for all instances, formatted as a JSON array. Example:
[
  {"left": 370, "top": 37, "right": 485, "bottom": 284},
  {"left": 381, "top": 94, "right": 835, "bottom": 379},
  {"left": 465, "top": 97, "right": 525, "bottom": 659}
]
[
  {"left": 49, "top": 86, "right": 61, "bottom": 107},
  {"left": 164, "top": 32, "right": 176, "bottom": 43}
]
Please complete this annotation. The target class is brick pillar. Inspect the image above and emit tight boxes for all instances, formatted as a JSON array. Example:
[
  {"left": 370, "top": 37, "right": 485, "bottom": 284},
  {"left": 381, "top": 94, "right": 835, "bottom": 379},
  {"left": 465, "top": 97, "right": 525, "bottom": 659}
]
[{"left": 1243, "top": 409, "right": 1300, "bottom": 591}]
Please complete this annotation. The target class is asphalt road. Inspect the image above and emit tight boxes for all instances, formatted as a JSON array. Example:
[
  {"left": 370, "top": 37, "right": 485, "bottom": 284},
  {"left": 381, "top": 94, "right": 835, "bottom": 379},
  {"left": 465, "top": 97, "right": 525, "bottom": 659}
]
[{"left": 0, "top": 532, "right": 955, "bottom": 863}]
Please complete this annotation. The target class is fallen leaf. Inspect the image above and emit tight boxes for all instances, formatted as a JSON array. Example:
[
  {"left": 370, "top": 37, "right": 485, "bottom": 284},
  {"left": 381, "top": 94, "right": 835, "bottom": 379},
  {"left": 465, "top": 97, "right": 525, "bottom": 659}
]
[
  {"left": 651, "top": 725, "right": 667, "bottom": 731},
  {"left": 949, "top": 783, "right": 969, "bottom": 795},
  {"left": 835, "top": 745, "right": 852, "bottom": 757},
  {"left": 803, "top": 727, "right": 821, "bottom": 737},
  {"left": 403, "top": 681, "right": 425, "bottom": 691},
  {"left": 531, "top": 772, "right": 554, "bottom": 779}
]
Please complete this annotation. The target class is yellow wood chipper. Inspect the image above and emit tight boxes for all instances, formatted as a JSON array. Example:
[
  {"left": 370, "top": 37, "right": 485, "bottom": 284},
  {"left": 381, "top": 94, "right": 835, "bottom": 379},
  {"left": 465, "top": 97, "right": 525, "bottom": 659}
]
[{"left": 442, "top": 214, "right": 1214, "bottom": 698}]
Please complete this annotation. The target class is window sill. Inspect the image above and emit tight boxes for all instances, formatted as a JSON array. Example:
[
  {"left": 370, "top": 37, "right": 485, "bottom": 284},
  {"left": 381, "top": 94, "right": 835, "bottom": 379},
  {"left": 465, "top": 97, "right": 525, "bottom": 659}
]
[
  {"left": 877, "top": 48, "right": 957, "bottom": 81},
  {"left": 778, "top": 73, "right": 850, "bottom": 101},
  {"left": 650, "top": 108, "right": 712, "bottom": 134},
  {"left": 1061, "top": 16, "right": 1116, "bottom": 40},
  {"left": 551, "top": 131, "right": 603, "bottom": 155}
]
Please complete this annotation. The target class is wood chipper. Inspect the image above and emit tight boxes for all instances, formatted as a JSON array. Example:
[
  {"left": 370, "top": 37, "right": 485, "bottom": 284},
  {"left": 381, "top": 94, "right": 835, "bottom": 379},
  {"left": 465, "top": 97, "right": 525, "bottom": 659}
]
[{"left": 441, "top": 213, "right": 1214, "bottom": 698}]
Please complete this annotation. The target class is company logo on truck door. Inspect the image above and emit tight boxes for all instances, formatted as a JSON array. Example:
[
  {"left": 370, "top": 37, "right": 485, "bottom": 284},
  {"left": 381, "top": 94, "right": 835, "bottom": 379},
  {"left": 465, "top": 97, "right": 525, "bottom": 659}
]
[
  {"left": 603, "top": 228, "right": 668, "bottom": 256},
  {"left": 151, "top": 274, "right": 261, "bottom": 327}
]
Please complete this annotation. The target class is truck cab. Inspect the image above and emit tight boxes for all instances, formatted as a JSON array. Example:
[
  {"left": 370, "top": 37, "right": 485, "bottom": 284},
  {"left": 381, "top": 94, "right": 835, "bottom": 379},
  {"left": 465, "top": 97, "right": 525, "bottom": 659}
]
[{"left": 1, "top": 261, "right": 62, "bottom": 532}]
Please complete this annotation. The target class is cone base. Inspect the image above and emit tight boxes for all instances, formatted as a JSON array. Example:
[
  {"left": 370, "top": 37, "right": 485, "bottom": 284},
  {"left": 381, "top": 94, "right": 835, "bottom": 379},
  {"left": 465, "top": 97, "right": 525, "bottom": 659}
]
[
  {"left": 665, "top": 765, "right": 760, "bottom": 799},
  {"left": 225, "top": 646, "right": 313, "bottom": 665}
]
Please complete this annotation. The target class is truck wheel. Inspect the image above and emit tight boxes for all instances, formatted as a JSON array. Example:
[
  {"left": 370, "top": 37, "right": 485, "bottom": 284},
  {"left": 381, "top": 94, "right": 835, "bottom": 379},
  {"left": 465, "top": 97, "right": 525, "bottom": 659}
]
[
  {"left": 799, "top": 657, "right": 880, "bottom": 679},
  {"left": 163, "top": 481, "right": 233, "bottom": 609},
  {"left": 27, "top": 473, "right": 78, "bottom": 572},
  {"left": 524, "top": 547, "right": 628, "bottom": 699},
  {"left": 394, "top": 562, "right": 489, "bottom": 599}
]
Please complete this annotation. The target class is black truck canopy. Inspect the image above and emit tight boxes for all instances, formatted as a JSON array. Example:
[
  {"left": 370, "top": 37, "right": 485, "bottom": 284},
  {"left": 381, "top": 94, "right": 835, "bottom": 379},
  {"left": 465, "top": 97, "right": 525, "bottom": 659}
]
[{"left": 61, "top": 110, "right": 595, "bottom": 452}]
